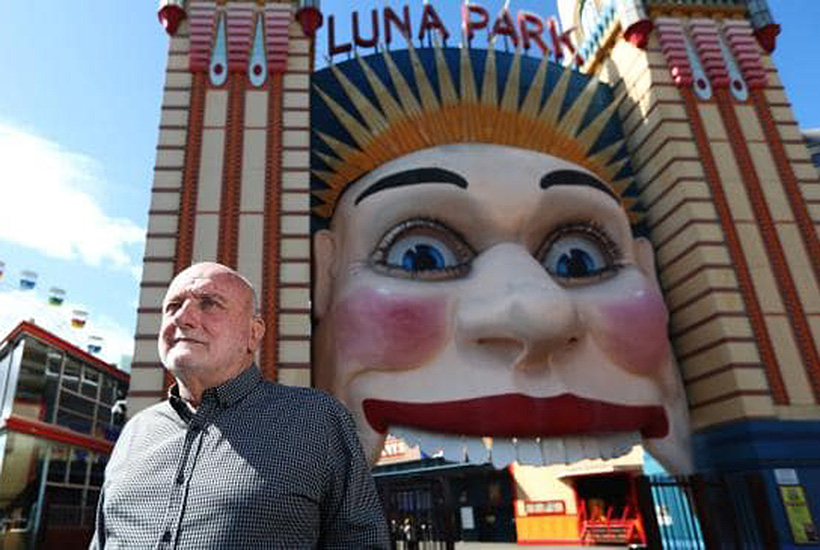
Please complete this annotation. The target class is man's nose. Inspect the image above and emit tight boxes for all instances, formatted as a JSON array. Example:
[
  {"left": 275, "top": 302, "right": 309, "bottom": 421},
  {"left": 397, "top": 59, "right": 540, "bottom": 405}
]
[
  {"left": 171, "top": 299, "right": 199, "bottom": 328},
  {"left": 456, "top": 243, "right": 581, "bottom": 371}
]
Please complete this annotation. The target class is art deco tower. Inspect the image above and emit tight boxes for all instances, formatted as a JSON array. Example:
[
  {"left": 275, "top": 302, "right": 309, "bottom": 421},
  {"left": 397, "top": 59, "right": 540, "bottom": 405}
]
[
  {"left": 129, "top": 0, "right": 320, "bottom": 413},
  {"left": 557, "top": 0, "right": 820, "bottom": 475}
]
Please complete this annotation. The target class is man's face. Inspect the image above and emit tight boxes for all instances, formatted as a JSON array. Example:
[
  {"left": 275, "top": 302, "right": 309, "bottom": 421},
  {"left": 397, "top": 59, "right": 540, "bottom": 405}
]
[
  {"left": 313, "top": 144, "right": 692, "bottom": 473},
  {"left": 159, "top": 263, "right": 262, "bottom": 385}
]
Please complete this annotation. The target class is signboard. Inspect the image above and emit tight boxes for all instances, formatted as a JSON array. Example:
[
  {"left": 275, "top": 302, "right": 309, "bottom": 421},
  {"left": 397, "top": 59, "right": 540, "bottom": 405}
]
[
  {"left": 775, "top": 468, "right": 800, "bottom": 486},
  {"left": 780, "top": 485, "right": 820, "bottom": 544},
  {"left": 326, "top": 1, "right": 582, "bottom": 63}
]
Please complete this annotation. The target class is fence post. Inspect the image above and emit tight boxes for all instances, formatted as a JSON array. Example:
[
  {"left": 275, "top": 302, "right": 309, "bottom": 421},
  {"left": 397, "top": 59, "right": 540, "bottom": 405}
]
[{"left": 636, "top": 475, "right": 664, "bottom": 549}]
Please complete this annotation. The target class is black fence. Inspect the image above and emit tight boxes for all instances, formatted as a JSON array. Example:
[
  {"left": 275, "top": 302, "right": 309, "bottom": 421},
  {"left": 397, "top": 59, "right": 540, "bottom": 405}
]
[{"left": 637, "top": 472, "right": 778, "bottom": 549}]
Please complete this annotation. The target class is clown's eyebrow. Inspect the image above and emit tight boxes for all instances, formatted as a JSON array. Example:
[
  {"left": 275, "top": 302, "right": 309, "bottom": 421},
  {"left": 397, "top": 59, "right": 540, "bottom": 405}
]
[
  {"left": 355, "top": 167, "right": 468, "bottom": 205},
  {"left": 539, "top": 169, "right": 619, "bottom": 202}
]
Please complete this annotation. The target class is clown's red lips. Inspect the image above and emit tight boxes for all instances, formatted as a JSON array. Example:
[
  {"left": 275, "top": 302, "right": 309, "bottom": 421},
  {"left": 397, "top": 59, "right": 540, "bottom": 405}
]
[{"left": 363, "top": 393, "right": 669, "bottom": 439}]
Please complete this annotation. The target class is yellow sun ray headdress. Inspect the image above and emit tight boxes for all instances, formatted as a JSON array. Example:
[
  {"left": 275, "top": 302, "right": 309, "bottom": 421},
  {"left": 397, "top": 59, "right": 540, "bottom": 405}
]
[{"left": 311, "top": 45, "right": 643, "bottom": 227}]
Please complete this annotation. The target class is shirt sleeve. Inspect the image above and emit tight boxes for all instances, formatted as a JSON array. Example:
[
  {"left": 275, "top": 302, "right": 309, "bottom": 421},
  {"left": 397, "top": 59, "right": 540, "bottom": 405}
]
[{"left": 318, "top": 400, "right": 390, "bottom": 550}]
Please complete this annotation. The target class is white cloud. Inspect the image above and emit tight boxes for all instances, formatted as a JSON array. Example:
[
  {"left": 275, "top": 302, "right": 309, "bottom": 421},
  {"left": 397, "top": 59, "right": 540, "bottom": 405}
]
[
  {"left": 0, "top": 289, "right": 134, "bottom": 370},
  {"left": 0, "top": 123, "right": 145, "bottom": 271}
]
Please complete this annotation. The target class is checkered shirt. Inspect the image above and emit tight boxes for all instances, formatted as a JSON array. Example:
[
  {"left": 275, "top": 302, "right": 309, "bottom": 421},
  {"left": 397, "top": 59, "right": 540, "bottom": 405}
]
[{"left": 90, "top": 366, "right": 389, "bottom": 549}]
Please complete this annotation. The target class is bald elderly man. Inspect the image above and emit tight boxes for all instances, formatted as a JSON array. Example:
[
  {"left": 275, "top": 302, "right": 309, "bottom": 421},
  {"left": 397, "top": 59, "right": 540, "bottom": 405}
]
[{"left": 91, "top": 262, "right": 389, "bottom": 549}]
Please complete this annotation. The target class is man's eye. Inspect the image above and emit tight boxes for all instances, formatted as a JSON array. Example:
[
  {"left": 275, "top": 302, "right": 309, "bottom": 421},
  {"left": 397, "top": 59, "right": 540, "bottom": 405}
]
[
  {"left": 540, "top": 223, "right": 621, "bottom": 285},
  {"left": 371, "top": 219, "right": 473, "bottom": 280}
]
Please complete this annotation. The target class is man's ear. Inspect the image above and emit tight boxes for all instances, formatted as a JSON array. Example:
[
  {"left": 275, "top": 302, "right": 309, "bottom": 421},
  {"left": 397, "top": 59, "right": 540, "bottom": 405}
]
[
  {"left": 313, "top": 229, "right": 337, "bottom": 319},
  {"left": 248, "top": 316, "right": 266, "bottom": 353},
  {"left": 634, "top": 237, "right": 661, "bottom": 289}
]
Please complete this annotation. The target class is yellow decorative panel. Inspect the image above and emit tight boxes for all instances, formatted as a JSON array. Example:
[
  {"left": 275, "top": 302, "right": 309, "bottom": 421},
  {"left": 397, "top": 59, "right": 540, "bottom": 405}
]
[
  {"left": 203, "top": 89, "right": 228, "bottom": 127},
  {"left": 237, "top": 215, "right": 264, "bottom": 294},
  {"left": 240, "top": 129, "right": 267, "bottom": 210},
  {"left": 279, "top": 288, "right": 310, "bottom": 309},
  {"left": 734, "top": 105, "right": 764, "bottom": 142},
  {"left": 710, "top": 142, "right": 754, "bottom": 220},
  {"left": 279, "top": 340, "right": 310, "bottom": 363},
  {"left": 775, "top": 224, "right": 820, "bottom": 313},
  {"left": 278, "top": 368, "right": 311, "bottom": 387},
  {"left": 690, "top": 395, "right": 775, "bottom": 431},
  {"left": 765, "top": 316, "right": 815, "bottom": 405},
  {"left": 735, "top": 224, "right": 786, "bottom": 314},
  {"left": 245, "top": 90, "right": 268, "bottom": 126},
  {"left": 192, "top": 213, "right": 219, "bottom": 262},
  {"left": 670, "top": 289, "right": 744, "bottom": 335},
  {"left": 197, "top": 129, "right": 225, "bottom": 210},
  {"left": 698, "top": 104, "right": 728, "bottom": 140},
  {"left": 675, "top": 316, "right": 754, "bottom": 356},
  {"left": 687, "top": 368, "right": 769, "bottom": 407},
  {"left": 664, "top": 267, "right": 739, "bottom": 311},
  {"left": 681, "top": 341, "right": 761, "bottom": 381}
]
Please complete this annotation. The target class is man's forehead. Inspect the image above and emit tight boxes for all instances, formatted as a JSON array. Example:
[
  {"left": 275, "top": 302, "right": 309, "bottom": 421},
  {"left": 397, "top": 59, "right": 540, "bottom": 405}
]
[{"left": 165, "top": 271, "right": 243, "bottom": 300}]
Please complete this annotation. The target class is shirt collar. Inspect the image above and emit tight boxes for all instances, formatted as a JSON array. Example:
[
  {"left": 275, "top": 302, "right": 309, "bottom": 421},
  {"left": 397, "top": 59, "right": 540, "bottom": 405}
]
[{"left": 168, "top": 365, "right": 263, "bottom": 421}]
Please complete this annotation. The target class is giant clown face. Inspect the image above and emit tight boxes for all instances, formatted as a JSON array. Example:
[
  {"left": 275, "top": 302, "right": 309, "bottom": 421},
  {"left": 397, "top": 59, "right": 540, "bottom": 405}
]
[{"left": 313, "top": 143, "right": 692, "bottom": 474}]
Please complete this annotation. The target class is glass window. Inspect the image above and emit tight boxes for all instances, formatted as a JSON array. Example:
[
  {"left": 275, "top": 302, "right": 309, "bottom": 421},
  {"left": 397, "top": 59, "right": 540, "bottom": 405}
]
[
  {"left": 81, "top": 367, "right": 99, "bottom": 399},
  {"left": 89, "top": 456, "right": 106, "bottom": 487},
  {"left": 0, "top": 432, "right": 50, "bottom": 535},
  {"left": 47, "top": 447, "right": 70, "bottom": 484},
  {"left": 68, "top": 449, "right": 89, "bottom": 485},
  {"left": 43, "top": 350, "right": 62, "bottom": 423},
  {"left": 60, "top": 392, "right": 95, "bottom": 417},
  {"left": 100, "top": 377, "right": 116, "bottom": 405},
  {"left": 12, "top": 338, "right": 48, "bottom": 421},
  {"left": 0, "top": 345, "right": 13, "bottom": 412},
  {"left": 56, "top": 409, "right": 92, "bottom": 434},
  {"left": 62, "top": 357, "right": 81, "bottom": 392}
]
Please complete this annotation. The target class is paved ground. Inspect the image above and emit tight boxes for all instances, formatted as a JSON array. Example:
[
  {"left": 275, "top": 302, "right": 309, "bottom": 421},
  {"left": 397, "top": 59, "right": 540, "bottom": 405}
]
[
  {"left": 392, "top": 543, "right": 629, "bottom": 550},
  {"left": 454, "top": 544, "right": 627, "bottom": 550}
]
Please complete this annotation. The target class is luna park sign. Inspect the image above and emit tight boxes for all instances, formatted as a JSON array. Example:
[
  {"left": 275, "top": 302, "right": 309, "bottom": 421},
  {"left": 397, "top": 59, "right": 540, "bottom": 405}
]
[{"left": 326, "top": 2, "right": 583, "bottom": 65}]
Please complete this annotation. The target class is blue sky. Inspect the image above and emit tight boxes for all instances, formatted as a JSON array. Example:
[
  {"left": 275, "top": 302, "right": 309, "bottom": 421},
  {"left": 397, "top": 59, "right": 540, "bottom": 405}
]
[{"left": 0, "top": 1, "right": 817, "bottom": 368}]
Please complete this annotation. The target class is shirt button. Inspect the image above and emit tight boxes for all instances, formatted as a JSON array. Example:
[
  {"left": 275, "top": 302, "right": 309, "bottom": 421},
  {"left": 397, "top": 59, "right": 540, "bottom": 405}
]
[{"left": 161, "top": 530, "right": 172, "bottom": 542}]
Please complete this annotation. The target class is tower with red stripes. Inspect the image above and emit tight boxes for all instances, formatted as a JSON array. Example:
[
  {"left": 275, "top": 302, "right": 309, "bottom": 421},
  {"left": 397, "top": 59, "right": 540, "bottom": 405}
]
[
  {"left": 130, "top": 0, "right": 319, "bottom": 412},
  {"left": 558, "top": 0, "right": 820, "bottom": 528}
]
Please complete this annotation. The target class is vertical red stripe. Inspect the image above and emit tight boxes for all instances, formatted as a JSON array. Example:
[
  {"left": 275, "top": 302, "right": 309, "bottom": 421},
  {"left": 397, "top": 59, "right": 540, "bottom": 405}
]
[
  {"left": 261, "top": 74, "right": 284, "bottom": 382},
  {"left": 217, "top": 74, "right": 246, "bottom": 267}
]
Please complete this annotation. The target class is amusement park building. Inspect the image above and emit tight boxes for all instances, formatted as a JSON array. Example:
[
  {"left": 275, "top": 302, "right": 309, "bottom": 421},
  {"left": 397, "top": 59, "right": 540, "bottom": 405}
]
[
  {"left": 0, "top": 321, "right": 129, "bottom": 549},
  {"left": 128, "top": 0, "right": 820, "bottom": 547}
]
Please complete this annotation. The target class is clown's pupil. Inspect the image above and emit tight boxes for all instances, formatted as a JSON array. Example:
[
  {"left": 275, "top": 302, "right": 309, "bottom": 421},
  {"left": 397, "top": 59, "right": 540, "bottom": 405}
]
[
  {"left": 402, "top": 244, "right": 445, "bottom": 270},
  {"left": 556, "top": 249, "right": 597, "bottom": 277}
]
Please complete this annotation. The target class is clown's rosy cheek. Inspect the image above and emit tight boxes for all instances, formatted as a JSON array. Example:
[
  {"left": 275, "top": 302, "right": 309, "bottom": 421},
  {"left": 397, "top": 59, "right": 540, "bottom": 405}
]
[
  {"left": 592, "top": 283, "right": 670, "bottom": 376},
  {"left": 333, "top": 289, "right": 449, "bottom": 370}
]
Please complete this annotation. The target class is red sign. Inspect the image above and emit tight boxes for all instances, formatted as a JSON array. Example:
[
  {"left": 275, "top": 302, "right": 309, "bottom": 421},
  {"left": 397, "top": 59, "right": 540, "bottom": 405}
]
[{"left": 327, "top": 2, "right": 582, "bottom": 64}]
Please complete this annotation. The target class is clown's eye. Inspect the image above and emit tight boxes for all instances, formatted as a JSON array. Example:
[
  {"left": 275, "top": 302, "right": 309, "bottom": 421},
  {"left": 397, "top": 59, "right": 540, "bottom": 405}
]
[
  {"left": 540, "top": 223, "right": 622, "bottom": 285},
  {"left": 372, "top": 219, "right": 474, "bottom": 280}
]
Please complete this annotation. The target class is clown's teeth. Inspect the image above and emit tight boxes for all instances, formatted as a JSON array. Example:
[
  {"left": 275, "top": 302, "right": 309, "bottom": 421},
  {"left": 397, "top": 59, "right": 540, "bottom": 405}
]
[
  {"left": 391, "top": 425, "right": 422, "bottom": 448},
  {"left": 580, "top": 436, "right": 601, "bottom": 460},
  {"left": 515, "top": 438, "right": 543, "bottom": 465},
  {"left": 540, "top": 437, "right": 567, "bottom": 464},
  {"left": 491, "top": 437, "right": 517, "bottom": 469},
  {"left": 443, "top": 436, "right": 466, "bottom": 462},
  {"left": 564, "top": 436, "right": 586, "bottom": 463},
  {"left": 465, "top": 436, "right": 490, "bottom": 463},
  {"left": 389, "top": 427, "right": 641, "bottom": 468}
]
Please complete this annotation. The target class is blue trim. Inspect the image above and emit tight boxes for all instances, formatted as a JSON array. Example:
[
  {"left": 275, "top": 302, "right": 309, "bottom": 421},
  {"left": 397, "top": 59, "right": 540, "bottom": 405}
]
[{"left": 693, "top": 419, "right": 820, "bottom": 472}]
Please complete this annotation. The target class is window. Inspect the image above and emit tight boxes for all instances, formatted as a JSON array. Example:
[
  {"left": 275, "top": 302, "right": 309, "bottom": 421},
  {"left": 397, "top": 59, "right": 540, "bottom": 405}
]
[{"left": 81, "top": 368, "right": 99, "bottom": 399}]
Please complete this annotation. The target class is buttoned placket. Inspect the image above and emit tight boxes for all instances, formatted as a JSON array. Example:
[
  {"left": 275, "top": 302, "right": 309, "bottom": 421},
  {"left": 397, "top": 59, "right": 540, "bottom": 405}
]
[{"left": 156, "top": 396, "right": 217, "bottom": 550}]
